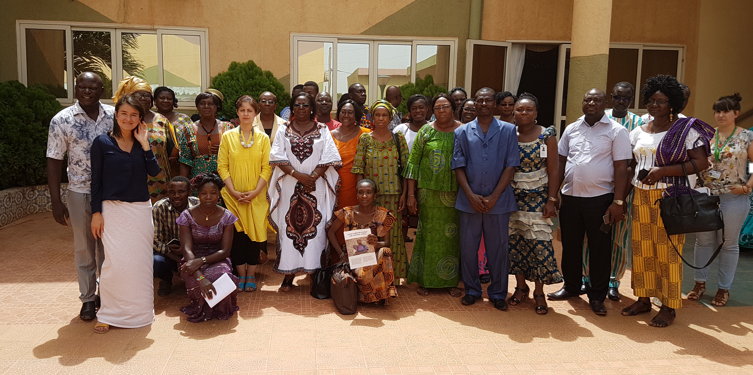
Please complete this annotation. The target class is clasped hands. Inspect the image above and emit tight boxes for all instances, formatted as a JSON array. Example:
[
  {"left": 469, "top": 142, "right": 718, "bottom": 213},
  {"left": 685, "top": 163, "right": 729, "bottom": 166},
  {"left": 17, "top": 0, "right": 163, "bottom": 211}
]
[
  {"left": 293, "top": 170, "right": 319, "bottom": 192},
  {"left": 233, "top": 189, "right": 259, "bottom": 204},
  {"left": 467, "top": 193, "right": 499, "bottom": 213}
]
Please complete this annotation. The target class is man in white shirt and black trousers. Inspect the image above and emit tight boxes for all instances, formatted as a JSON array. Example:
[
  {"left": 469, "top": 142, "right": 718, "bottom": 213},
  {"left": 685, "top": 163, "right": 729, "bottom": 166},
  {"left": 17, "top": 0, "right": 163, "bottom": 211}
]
[{"left": 548, "top": 88, "right": 632, "bottom": 316}]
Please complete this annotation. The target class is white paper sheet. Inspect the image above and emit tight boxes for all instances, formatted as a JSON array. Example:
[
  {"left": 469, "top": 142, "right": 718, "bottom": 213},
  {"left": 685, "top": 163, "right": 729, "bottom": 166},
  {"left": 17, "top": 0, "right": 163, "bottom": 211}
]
[
  {"left": 343, "top": 229, "right": 378, "bottom": 268},
  {"left": 203, "top": 272, "right": 235, "bottom": 308}
]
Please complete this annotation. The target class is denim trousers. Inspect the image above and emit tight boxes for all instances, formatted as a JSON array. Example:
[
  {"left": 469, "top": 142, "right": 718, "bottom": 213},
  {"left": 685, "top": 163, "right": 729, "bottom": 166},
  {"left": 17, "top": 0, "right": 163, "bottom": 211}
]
[{"left": 693, "top": 192, "right": 749, "bottom": 290}]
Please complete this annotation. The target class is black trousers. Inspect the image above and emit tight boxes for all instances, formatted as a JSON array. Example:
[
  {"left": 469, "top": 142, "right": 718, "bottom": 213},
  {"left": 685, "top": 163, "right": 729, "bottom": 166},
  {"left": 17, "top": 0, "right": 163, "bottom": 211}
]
[
  {"left": 560, "top": 193, "right": 614, "bottom": 302},
  {"left": 231, "top": 227, "right": 266, "bottom": 266}
]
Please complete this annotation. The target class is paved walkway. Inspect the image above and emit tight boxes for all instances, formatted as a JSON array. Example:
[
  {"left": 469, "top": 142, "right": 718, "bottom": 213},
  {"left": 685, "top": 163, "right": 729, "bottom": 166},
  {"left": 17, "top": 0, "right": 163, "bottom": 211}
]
[{"left": 0, "top": 213, "right": 752, "bottom": 374}]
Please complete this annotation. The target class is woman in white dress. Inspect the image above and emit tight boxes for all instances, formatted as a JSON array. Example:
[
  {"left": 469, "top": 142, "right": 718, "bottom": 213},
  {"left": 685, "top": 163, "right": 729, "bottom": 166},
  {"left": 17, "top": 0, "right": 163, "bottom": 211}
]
[
  {"left": 90, "top": 94, "right": 160, "bottom": 333},
  {"left": 268, "top": 92, "right": 342, "bottom": 292}
]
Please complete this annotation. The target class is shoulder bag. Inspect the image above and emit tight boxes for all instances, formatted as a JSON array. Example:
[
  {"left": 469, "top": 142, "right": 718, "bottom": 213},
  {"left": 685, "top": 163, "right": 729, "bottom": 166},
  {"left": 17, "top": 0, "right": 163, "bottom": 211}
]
[
  {"left": 657, "top": 159, "right": 725, "bottom": 269},
  {"left": 330, "top": 262, "right": 358, "bottom": 315}
]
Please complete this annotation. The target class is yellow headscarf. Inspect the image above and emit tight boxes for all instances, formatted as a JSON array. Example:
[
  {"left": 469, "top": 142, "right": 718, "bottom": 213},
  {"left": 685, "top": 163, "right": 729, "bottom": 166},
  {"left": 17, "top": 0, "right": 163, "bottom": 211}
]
[
  {"left": 205, "top": 88, "right": 224, "bottom": 102},
  {"left": 370, "top": 99, "right": 395, "bottom": 122},
  {"left": 112, "top": 76, "right": 152, "bottom": 102}
]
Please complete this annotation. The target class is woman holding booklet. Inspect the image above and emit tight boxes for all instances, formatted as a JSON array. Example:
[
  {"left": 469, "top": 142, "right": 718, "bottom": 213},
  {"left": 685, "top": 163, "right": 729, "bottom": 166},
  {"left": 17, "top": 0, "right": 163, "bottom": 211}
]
[{"left": 327, "top": 179, "right": 399, "bottom": 304}]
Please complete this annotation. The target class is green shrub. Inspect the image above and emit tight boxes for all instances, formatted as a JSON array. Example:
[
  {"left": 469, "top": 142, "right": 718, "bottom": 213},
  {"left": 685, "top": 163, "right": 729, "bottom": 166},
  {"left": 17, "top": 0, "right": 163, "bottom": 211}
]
[
  {"left": 210, "top": 61, "right": 289, "bottom": 120},
  {"left": 0, "top": 81, "right": 63, "bottom": 190},
  {"left": 397, "top": 75, "right": 448, "bottom": 115}
]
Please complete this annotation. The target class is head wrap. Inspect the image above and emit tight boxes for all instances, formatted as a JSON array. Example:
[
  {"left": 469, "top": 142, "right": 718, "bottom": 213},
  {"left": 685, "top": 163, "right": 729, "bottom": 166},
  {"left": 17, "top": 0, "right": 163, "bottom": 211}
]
[
  {"left": 112, "top": 76, "right": 152, "bottom": 102},
  {"left": 205, "top": 89, "right": 224, "bottom": 102},
  {"left": 370, "top": 99, "right": 395, "bottom": 122}
]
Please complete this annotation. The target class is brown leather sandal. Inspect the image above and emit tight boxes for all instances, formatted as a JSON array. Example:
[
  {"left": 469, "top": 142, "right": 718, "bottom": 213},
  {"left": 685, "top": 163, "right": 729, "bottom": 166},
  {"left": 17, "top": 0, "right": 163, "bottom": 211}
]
[
  {"left": 687, "top": 282, "right": 706, "bottom": 301},
  {"left": 711, "top": 289, "right": 729, "bottom": 307}
]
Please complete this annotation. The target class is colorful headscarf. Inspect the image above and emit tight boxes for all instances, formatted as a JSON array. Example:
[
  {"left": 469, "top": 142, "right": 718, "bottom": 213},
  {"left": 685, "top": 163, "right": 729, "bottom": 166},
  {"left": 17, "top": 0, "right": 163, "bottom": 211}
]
[
  {"left": 370, "top": 99, "right": 395, "bottom": 122},
  {"left": 112, "top": 76, "right": 152, "bottom": 102}
]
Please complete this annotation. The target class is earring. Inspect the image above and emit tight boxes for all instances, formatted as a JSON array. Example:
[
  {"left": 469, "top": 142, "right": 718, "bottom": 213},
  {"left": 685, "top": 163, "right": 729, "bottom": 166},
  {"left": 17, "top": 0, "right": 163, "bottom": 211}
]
[
  {"left": 670, "top": 112, "right": 673, "bottom": 121},
  {"left": 535, "top": 119, "right": 538, "bottom": 124}
]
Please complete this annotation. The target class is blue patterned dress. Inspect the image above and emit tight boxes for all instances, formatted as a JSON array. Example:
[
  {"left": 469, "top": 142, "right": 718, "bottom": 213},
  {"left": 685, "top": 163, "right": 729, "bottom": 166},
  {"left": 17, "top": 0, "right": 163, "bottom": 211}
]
[{"left": 508, "top": 126, "right": 563, "bottom": 284}]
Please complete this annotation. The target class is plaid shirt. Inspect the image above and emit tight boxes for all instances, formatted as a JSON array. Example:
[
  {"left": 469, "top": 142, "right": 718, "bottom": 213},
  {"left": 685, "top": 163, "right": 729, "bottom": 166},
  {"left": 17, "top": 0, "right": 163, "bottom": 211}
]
[{"left": 152, "top": 196, "right": 199, "bottom": 255}]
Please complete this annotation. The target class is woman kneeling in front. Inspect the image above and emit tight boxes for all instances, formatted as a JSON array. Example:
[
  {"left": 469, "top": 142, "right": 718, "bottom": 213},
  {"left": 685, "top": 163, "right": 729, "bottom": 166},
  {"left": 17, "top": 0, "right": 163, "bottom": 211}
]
[
  {"left": 178, "top": 173, "right": 240, "bottom": 322},
  {"left": 327, "top": 179, "right": 398, "bottom": 305}
]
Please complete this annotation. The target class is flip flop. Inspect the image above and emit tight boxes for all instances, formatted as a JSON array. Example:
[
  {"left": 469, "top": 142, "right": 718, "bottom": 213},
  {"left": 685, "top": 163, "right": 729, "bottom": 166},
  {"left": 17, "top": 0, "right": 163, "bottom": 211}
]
[{"left": 94, "top": 322, "right": 110, "bottom": 334}]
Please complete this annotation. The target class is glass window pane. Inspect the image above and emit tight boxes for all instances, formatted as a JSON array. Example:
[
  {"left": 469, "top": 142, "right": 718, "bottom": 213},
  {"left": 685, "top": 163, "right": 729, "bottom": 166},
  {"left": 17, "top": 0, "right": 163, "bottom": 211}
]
[
  {"left": 416, "top": 45, "right": 450, "bottom": 91},
  {"left": 377, "top": 44, "right": 411, "bottom": 100},
  {"left": 73, "top": 30, "right": 113, "bottom": 98},
  {"left": 162, "top": 34, "right": 202, "bottom": 102},
  {"left": 471, "top": 44, "right": 505, "bottom": 95},
  {"left": 298, "top": 41, "right": 333, "bottom": 96},
  {"left": 607, "top": 48, "right": 638, "bottom": 109},
  {"left": 638, "top": 49, "right": 680, "bottom": 109},
  {"left": 25, "top": 28, "right": 67, "bottom": 98},
  {"left": 337, "top": 43, "right": 369, "bottom": 103},
  {"left": 121, "top": 32, "right": 158, "bottom": 89}
]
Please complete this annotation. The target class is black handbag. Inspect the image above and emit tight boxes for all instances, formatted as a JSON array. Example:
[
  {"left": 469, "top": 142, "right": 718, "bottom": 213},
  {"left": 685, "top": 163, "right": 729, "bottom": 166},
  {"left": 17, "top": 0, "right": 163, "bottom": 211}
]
[
  {"left": 310, "top": 265, "right": 333, "bottom": 299},
  {"left": 657, "top": 160, "right": 725, "bottom": 269}
]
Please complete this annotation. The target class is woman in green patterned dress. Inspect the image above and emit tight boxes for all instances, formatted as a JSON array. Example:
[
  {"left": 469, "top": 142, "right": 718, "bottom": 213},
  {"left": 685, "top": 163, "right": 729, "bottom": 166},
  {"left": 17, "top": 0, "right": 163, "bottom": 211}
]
[
  {"left": 178, "top": 91, "right": 235, "bottom": 180},
  {"left": 405, "top": 94, "right": 463, "bottom": 296},
  {"left": 352, "top": 100, "right": 410, "bottom": 281},
  {"left": 506, "top": 93, "right": 563, "bottom": 315}
]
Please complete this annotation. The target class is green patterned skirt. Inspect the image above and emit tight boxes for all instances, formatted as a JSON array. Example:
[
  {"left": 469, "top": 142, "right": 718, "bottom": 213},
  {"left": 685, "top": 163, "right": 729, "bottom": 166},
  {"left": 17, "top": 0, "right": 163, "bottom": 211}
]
[
  {"left": 407, "top": 189, "right": 460, "bottom": 288},
  {"left": 375, "top": 194, "right": 407, "bottom": 279}
]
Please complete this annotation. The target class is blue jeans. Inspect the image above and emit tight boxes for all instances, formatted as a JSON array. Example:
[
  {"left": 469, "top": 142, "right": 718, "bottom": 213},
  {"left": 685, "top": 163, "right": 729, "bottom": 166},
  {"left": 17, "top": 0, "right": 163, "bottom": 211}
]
[
  {"left": 153, "top": 253, "right": 178, "bottom": 283},
  {"left": 693, "top": 192, "right": 749, "bottom": 290}
]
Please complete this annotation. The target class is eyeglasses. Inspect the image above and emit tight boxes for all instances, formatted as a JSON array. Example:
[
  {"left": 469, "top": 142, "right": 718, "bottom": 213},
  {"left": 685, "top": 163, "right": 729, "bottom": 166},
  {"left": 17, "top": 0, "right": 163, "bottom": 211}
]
[
  {"left": 260, "top": 99, "right": 276, "bottom": 104},
  {"left": 475, "top": 99, "right": 494, "bottom": 104},
  {"left": 433, "top": 105, "right": 452, "bottom": 111},
  {"left": 463, "top": 108, "right": 477, "bottom": 113},
  {"left": 646, "top": 99, "right": 668, "bottom": 106},
  {"left": 582, "top": 98, "right": 603, "bottom": 104},
  {"left": 132, "top": 92, "right": 152, "bottom": 100},
  {"left": 293, "top": 103, "right": 310, "bottom": 108},
  {"left": 316, "top": 100, "right": 330, "bottom": 104},
  {"left": 611, "top": 95, "right": 632, "bottom": 102}
]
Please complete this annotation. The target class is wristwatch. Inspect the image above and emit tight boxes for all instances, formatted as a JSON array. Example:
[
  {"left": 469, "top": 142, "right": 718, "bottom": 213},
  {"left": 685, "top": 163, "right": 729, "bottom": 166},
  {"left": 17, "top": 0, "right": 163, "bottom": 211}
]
[
  {"left": 613, "top": 200, "right": 624, "bottom": 206},
  {"left": 201, "top": 256, "right": 207, "bottom": 264},
  {"left": 548, "top": 197, "right": 558, "bottom": 202}
]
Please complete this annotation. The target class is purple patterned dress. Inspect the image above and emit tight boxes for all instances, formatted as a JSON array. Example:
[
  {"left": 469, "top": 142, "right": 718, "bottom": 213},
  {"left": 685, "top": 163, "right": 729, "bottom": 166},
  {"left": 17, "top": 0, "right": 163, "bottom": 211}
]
[{"left": 176, "top": 209, "right": 240, "bottom": 323}]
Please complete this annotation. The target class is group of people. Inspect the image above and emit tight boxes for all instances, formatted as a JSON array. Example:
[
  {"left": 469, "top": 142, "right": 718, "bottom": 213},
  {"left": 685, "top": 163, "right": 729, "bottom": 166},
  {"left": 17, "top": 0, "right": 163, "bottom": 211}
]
[{"left": 46, "top": 70, "right": 749, "bottom": 333}]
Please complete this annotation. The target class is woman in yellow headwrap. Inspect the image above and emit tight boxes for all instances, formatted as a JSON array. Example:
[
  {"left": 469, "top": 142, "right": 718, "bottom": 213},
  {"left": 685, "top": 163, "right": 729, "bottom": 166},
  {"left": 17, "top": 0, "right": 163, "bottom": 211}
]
[
  {"left": 352, "top": 99, "right": 410, "bottom": 281},
  {"left": 113, "top": 76, "right": 171, "bottom": 202}
]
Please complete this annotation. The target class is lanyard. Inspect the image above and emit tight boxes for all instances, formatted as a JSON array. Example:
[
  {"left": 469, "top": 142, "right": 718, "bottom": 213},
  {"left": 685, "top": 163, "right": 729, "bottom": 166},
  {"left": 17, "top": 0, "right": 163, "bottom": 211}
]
[{"left": 714, "top": 128, "right": 736, "bottom": 163}]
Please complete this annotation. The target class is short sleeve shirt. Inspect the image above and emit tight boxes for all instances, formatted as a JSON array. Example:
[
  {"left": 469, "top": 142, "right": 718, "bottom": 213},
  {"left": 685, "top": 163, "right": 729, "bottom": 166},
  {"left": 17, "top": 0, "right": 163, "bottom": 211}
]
[
  {"left": 46, "top": 101, "right": 114, "bottom": 193},
  {"left": 451, "top": 118, "right": 521, "bottom": 214},
  {"left": 558, "top": 114, "right": 632, "bottom": 197}
]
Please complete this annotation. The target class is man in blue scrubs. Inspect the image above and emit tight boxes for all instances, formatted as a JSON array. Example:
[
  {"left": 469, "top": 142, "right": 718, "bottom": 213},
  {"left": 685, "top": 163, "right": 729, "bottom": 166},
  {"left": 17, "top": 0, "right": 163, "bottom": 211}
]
[{"left": 452, "top": 87, "right": 520, "bottom": 311}]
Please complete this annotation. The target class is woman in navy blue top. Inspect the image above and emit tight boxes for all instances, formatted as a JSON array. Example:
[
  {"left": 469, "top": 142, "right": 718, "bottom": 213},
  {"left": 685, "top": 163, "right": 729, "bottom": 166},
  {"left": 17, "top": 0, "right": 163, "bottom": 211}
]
[{"left": 90, "top": 94, "right": 160, "bottom": 333}]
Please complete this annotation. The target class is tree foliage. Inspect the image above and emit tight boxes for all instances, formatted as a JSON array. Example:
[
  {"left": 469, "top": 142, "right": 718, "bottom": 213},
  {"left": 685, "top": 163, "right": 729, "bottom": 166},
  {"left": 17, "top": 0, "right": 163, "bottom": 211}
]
[
  {"left": 397, "top": 75, "right": 448, "bottom": 114},
  {"left": 210, "top": 61, "right": 289, "bottom": 120},
  {"left": 0, "top": 81, "right": 63, "bottom": 189},
  {"left": 70, "top": 31, "right": 143, "bottom": 97}
]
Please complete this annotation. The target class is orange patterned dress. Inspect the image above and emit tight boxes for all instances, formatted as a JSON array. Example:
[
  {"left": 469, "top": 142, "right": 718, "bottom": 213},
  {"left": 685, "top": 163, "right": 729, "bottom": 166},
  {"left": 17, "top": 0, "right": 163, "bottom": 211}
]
[
  {"left": 332, "top": 126, "right": 369, "bottom": 210},
  {"left": 333, "top": 206, "right": 398, "bottom": 303}
]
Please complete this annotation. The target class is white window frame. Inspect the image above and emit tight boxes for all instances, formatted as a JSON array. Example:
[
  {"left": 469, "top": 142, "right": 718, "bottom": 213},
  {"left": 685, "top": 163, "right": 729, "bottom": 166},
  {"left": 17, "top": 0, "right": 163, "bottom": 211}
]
[
  {"left": 291, "top": 34, "right": 457, "bottom": 103},
  {"left": 17, "top": 20, "right": 209, "bottom": 107}
]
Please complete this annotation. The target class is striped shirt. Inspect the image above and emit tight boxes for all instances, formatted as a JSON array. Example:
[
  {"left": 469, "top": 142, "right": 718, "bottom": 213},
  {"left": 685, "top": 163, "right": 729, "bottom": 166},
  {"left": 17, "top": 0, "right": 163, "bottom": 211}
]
[
  {"left": 606, "top": 109, "right": 644, "bottom": 133},
  {"left": 152, "top": 196, "right": 199, "bottom": 255}
]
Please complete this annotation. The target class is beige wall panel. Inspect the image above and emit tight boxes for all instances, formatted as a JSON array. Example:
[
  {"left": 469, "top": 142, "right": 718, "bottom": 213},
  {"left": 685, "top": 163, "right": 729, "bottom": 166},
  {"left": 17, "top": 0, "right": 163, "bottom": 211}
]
[
  {"left": 695, "top": 0, "right": 753, "bottom": 126},
  {"left": 481, "top": 0, "right": 574, "bottom": 42},
  {"left": 571, "top": 0, "right": 612, "bottom": 58}
]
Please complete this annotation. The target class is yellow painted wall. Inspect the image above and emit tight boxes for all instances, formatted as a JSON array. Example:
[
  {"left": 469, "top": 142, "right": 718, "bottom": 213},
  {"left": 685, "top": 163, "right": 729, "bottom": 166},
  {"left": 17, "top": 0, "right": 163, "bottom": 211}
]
[
  {"left": 695, "top": 0, "right": 753, "bottom": 128},
  {"left": 76, "top": 0, "right": 417, "bottom": 82},
  {"left": 481, "top": 0, "right": 702, "bottom": 115}
]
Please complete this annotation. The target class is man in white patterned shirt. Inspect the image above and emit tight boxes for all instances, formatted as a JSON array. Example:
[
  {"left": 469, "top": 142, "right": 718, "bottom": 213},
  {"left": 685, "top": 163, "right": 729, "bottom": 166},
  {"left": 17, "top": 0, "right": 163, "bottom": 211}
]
[
  {"left": 46, "top": 72, "right": 113, "bottom": 321},
  {"left": 152, "top": 176, "right": 199, "bottom": 296}
]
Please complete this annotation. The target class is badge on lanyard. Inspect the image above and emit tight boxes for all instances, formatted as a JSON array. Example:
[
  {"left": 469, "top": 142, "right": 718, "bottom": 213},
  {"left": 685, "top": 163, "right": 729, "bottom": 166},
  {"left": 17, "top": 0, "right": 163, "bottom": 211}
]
[
  {"left": 709, "top": 170, "right": 722, "bottom": 179},
  {"left": 539, "top": 134, "right": 547, "bottom": 158},
  {"left": 748, "top": 162, "right": 753, "bottom": 174}
]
